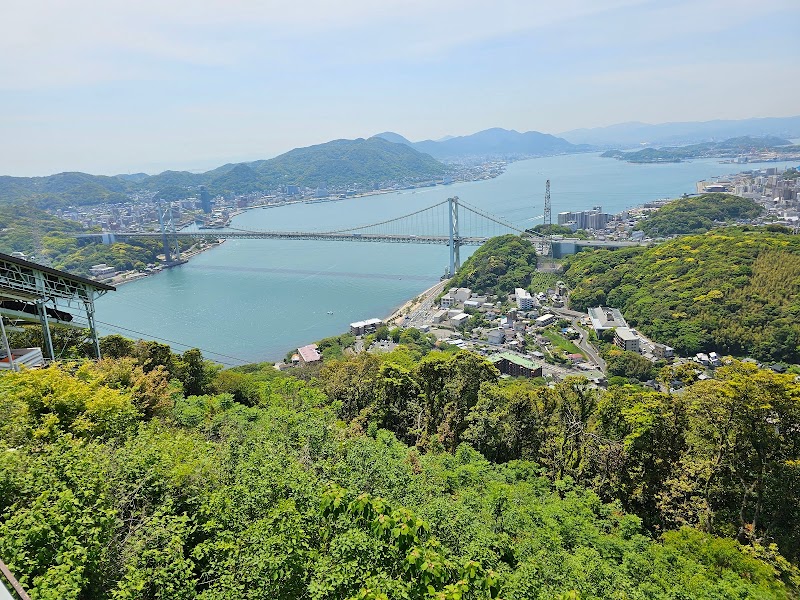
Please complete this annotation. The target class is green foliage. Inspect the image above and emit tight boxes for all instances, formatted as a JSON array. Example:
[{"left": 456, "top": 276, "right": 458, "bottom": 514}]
[
  {"left": 0, "top": 138, "right": 449, "bottom": 207},
  {"left": 1, "top": 353, "right": 799, "bottom": 599},
  {"left": 605, "top": 349, "right": 656, "bottom": 381},
  {"left": 564, "top": 228, "right": 800, "bottom": 362},
  {"left": 634, "top": 193, "right": 763, "bottom": 237},
  {"left": 448, "top": 235, "right": 538, "bottom": 297}
]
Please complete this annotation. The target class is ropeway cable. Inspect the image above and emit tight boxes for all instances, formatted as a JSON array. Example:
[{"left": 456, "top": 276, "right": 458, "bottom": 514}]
[{"left": 95, "top": 320, "right": 253, "bottom": 366}]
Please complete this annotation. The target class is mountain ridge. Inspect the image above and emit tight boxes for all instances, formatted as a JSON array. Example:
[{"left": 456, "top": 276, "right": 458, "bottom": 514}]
[
  {"left": 559, "top": 115, "right": 800, "bottom": 147},
  {"left": 373, "top": 127, "right": 591, "bottom": 160},
  {"left": 0, "top": 137, "right": 448, "bottom": 208}
]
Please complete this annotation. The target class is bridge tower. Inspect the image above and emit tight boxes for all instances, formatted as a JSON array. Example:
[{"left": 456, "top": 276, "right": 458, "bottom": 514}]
[
  {"left": 543, "top": 179, "right": 553, "bottom": 259},
  {"left": 448, "top": 196, "right": 461, "bottom": 276},
  {"left": 157, "top": 200, "right": 181, "bottom": 264}
]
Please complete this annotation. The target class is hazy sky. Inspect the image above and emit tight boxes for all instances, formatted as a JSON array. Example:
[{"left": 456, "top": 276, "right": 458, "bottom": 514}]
[{"left": 2, "top": 0, "right": 799, "bottom": 176}]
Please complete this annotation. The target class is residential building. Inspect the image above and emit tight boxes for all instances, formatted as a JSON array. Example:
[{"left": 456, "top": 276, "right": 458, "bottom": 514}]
[
  {"left": 450, "top": 313, "right": 470, "bottom": 328},
  {"left": 489, "top": 352, "right": 543, "bottom": 378},
  {"left": 349, "top": 318, "right": 383, "bottom": 335},
  {"left": 432, "top": 309, "right": 449, "bottom": 324},
  {"left": 614, "top": 327, "right": 640, "bottom": 353},
  {"left": 297, "top": 344, "right": 321, "bottom": 365},
  {"left": 515, "top": 287, "right": 534, "bottom": 310},
  {"left": 653, "top": 343, "right": 674, "bottom": 359},
  {"left": 487, "top": 329, "right": 505, "bottom": 345},
  {"left": 535, "top": 313, "right": 556, "bottom": 327}
]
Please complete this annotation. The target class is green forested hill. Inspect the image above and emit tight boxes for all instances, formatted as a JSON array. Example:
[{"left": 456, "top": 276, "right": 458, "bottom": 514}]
[
  {"left": 447, "top": 234, "right": 538, "bottom": 296},
  {"left": 565, "top": 227, "right": 800, "bottom": 361},
  {"left": 0, "top": 137, "right": 449, "bottom": 207},
  {"left": 635, "top": 193, "right": 763, "bottom": 237},
  {"left": 0, "top": 339, "right": 798, "bottom": 598}
]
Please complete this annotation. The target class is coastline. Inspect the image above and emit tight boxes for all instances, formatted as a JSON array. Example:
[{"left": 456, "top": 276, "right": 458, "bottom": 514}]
[
  {"left": 105, "top": 240, "right": 225, "bottom": 287},
  {"left": 383, "top": 279, "right": 449, "bottom": 327}
]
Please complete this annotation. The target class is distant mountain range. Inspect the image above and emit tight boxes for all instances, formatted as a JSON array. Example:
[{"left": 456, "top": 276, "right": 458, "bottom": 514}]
[
  {"left": 559, "top": 115, "right": 800, "bottom": 148},
  {"left": 374, "top": 127, "right": 592, "bottom": 160},
  {"left": 0, "top": 137, "right": 448, "bottom": 208}
]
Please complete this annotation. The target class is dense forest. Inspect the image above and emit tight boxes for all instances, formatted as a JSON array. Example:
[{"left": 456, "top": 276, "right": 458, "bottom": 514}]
[
  {"left": 446, "top": 235, "right": 539, "bottom": 297},
  {"left": 0, "top": 204, "right": 165, "bottom": 276},
  {"left": 1, "top": 335, "right": 798, "bottom": 598},
  {"left": 634, "top": 193, "right": 763, "bottom": 237},
  {"left": 565, "top": 227, "right": 800, "bottom": 361},
  {"left": 0, "top": 138, "right": 448, "bottom": 208}
]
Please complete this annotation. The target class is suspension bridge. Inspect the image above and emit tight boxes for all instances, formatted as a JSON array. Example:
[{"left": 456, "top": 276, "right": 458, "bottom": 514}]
[{"left": 82, "top": 196, "right": 644, "bottom": 275}]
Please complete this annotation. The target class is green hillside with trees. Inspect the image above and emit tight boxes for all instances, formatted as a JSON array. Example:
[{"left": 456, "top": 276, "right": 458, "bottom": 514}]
[
  {"left": 634, "top": 193, "right": 763, "bottom": 237},
  {"left": 447, "top": 235, "right": 538, "bottom": 296},
  {"left": 565, "top": 227, "right": 800, "bottom": 361},
  {"left": 0, "top": 138, "right": 449, "bottom": 208},
  {"left": 0, "top": 335, "right": 798, "bottom": 598}
]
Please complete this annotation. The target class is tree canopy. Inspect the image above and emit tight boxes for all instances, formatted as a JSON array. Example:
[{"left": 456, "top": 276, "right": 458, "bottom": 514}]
[
  {"left": 1, "top": 337, "right": 799, "bottom": 598},
  {"left": 564, "top": 227, "right": 800, "bottom": 361}
]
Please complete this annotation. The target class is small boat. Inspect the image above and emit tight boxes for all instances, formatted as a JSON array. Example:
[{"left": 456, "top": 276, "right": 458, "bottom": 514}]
[{"left": 327, "top": 311, "right": 334, "bottom": 315}]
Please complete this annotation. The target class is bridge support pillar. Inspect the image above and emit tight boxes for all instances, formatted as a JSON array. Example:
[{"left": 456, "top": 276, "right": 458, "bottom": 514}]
[
  {"left": 448, "top": 196, "right": 460, "bottom": 275},
  {"left": 157, "top": 201, "right": 181, "bottom": 264}
]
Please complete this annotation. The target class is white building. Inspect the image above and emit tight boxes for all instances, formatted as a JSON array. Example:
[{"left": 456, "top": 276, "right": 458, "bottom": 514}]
[
  {"left": 487, "top": 329, "right": 505, "bottom": 344},
  {"left": 350, "top": 318, "right": 383, "bottom": 335},
  {"left": 614, "top": 327, "right": 640, "bottom": 353},
  {"left": 450, "top": 313, "right": 470, "bottom": 328},
  {"left": 588, "top": 307, "right": 629, "bottom": 331},
  {"left": 515, "top": 288, "right": 534, "bottom": 310},
  {"left": 535, "top": 313, "right": 556, "bottom": 328}
]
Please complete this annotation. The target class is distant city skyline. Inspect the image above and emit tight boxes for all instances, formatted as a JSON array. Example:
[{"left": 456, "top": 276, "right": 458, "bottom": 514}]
[{"left": 2, "top": 0, "right": 799, "bottom": 176}]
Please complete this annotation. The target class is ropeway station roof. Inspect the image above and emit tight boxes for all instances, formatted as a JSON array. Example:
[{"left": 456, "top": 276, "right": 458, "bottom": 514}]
[{"left": 0, "top": 251, "right": 114, "bottom": 302}]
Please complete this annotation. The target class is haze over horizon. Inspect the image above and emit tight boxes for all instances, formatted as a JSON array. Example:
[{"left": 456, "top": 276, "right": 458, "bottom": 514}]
[{"left": 3, "top": 0, "right": 799, "bottom": 177}]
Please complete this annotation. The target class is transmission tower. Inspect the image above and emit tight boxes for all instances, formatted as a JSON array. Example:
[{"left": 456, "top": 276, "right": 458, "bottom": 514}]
[
  {"left": 157, "top": 200, "right": 181, "bottom": 264},
  {"left": 543, "top": 179, "right": 553, "bottom": 259}
]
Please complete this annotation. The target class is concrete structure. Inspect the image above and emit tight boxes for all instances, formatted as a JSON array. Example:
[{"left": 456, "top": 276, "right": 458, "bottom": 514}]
[
  {"left": 515, "top": 287, "right": 534, "bottom": 310},
  {"left": 653, "top": 343, "right": 675, "bottom": 359},
  {"left": 464, "top": 300, "right": 482, "bottom": 309},
  {"left": 450, "top": 313, "right": 470, "bottom": 328},
  {"left": 535, "top": 313, "right": 556, "bottom": 328},
  {"left": 614, "top": 327, "right": 640, "bottom": 353},
  {"left": 432, "top": 309, "right": 449, "bottom": 324},
  {"left": 489, "top": 352, "right": 543, "bottom": 378},
  {"left": 89, "top": 263, "right": 116, "bottom": 278},
  {"left": 297, "top": 343, "right": 321, "bottom": 365},
  {"left": 349, "top": 317, "right": 383, "bottom": 335},
  {"left": 487, "top": 329, "right": 505, "bottom": 345},
  {"left": 588, "top": 307, "right": 629, "bottom": 331}
]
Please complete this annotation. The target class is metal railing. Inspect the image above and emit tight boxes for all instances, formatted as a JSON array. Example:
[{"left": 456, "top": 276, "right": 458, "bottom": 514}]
[{"left": 0, "top": 559, "right": 30, "bottom": 600}]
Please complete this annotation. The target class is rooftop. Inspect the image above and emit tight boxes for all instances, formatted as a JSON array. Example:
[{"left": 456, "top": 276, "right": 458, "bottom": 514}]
[
  {"left": 615, "top": 327, "right": 638, "bottom": 341},
  {"left": 588, "top": 306, "right": 629, "bottom": 330},
  {"left": 297, "top": 343, "right": 321, "bottom": 363},
  {"left": 489, "top": 351, "right": 541, "bottom": 371}
]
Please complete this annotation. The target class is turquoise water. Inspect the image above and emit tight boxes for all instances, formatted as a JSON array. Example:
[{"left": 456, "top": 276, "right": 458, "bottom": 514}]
[{"left": 96, "top": 153, "right": 792, "bottom": 365}]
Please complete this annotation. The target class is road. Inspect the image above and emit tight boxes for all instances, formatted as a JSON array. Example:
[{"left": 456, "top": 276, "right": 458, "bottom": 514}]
[{"left": 550, "top": 307, "right": 606, "bottom": 372}]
